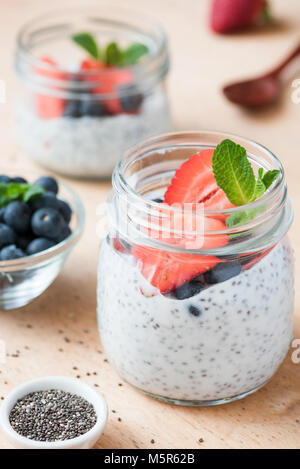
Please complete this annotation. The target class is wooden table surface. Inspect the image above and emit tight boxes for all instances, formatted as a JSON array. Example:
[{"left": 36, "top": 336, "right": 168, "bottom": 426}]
[{"left": 0, "top": 0, "right": 299, "bottom": 449}]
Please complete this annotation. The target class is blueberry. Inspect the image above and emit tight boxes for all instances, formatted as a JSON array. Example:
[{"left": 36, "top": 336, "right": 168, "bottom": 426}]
[
  {"left": 174, "top": 279, "right": 205, "bottom": 300},
  {"left": 3, "top": 201, "right": 31, "bottom": 234},
  {"left": 81, "top": 99, "right": 106, "bottom": 117},
  {"left": 0, "top": 175, "right": 11, "bottom": 183},
  {"left": 11, "top": 177, "right": 28, "bottom": 184},
  {"left": 0, "top": 207, "right": 5, "bottom": 222},
  {"left": 188, "top": 305, "right": 202, "bottom": 317},
  {"left": 55, "top": 225, "right": 71, "bottom": 243},
  {"left": 34, "top": 176, "right": 58, "bottom": 195},
  {"left": 30, "top": 192, "right": 59, "bottom": 211},
  {"left": 0, "top": 223, "right": 16, "bottom": 248},
  {"left": 27, "top": 237, "right": 55, "bottom": 255},
  {"left": 152, "top": 198, "right": 163, "bottom": 203},
  {"left": 120, "top": 93, "right": 143, "bottom": 112},
  {"left": 31, "top": 208, "right": 65, "bottom": 239},
  {"left": 63, "top": 99, "right": 82, "bottom": 118},
  {"left": 0, "top": 244, "right": 25, "bottom": 260},
  {"left": 58, "top": 199, "right": 72, "bottom": 224},
  {"left": 17, "top": 232, "right": 34, "bottom": 250},
  {"left": 204, "top": 260, "right": 242, "bottom": 285}
]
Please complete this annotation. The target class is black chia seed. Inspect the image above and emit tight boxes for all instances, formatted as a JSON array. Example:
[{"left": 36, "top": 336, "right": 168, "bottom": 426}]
[{"left": 9, "top": 389, "right": 97, "bottom": 442}]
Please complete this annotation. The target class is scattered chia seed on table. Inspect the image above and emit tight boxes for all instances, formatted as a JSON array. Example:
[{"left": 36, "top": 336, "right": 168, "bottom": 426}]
[{"left": 9, "top": 389, "right": 97, "bottom": 442}]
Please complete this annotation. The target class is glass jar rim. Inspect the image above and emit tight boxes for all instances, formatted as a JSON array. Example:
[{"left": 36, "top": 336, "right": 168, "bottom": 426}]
[
  {"left": 115, "top": 130, "right": 285, "bottom": 215},
  {"left": 15, "top": 5, "right": 169, "bottom": 97},
  {"left": 109, "top": 130, "right": 293, "bottom": 255}
]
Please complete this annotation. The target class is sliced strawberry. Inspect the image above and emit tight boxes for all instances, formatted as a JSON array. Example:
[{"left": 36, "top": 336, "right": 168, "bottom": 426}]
[
  {"left": 133, "top": 246, "right": 220, "bottom": 293},
  {"left": 147, "top": 204, "right": 228, "bottom": 249},
  {"left": 210, "top": 0, "right": 268, "bottom": 34},
  {"left": 80, "top": 58, "right": 133, "bottom": 114},
  {"left": 132, "top": 150, "right": 234, "bottom": 293},
  {"left": 95, "top": 67, "right": 133, "bottom": 114},
  {"left": 80, "top": 58, "right": 106, "bottom": 72},
  {"left": 164, "top": 149, "right": 234, "bottom": 211},
  {"left": 35, "top": 56, "right": 66, "bottom": 119},
  {"left": 132, "top": 209, "right": 228, "bottom": 293}
]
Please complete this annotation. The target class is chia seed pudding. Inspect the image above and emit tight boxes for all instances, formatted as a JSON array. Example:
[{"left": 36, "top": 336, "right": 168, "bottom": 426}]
[
  {"left": 15, "top": 89, "right": 171, "bottom": 178},
  {"left": 97, "top": 131, "right": 294, "bottom": 405},
  {"left": 15, "top": 7, "right": 171, "bottom": 179},
  {"left": 98, "top": 237, "right": 294, "bottom": 403}
]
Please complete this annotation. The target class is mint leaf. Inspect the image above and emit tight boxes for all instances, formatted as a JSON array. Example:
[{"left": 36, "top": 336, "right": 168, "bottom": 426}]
[
  {"left": 122, "top": 43, "right": 149, "bottom": 65},
  {"left": 72, "top": 33, "right": 100, "bottom": 60},
  {"left": 226, "top": 206, "right": 263, "bottom": 228},
  {"left": 212, "top": 139, "right": 256, "bottom": 206},
  {"left": 72, "top": 32, "right": 148, "bottom": 67},
  {"left": 23, "top": 185, "right": 45, "bottom": 203},
  {"left": 105, "top": 42, "right": 148, "bottom": 66},
  {"left": 0, "top": 183, "right": 45, "bottom": 208},
  {"left": 105, "top": 42, "right": 122, "bottom": 66},
  {"left": 212, "top": 140, "right": 280, "bottom": 228},
  {"left": 262, "top": 170, "right": 280, "bottom": 190},
  {"left": 252, "top": 168, "right": 266, "bottom": 200}
]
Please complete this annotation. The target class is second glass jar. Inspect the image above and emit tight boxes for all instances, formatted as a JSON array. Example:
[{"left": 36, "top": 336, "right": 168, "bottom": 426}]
[{"left": 15, "top": 7, "right": 171, "bottom": 179}]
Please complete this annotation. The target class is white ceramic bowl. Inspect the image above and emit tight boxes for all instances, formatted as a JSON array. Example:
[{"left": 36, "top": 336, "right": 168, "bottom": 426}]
[{"left": 0, "top": 376, "right": 108, "bottom": 449}]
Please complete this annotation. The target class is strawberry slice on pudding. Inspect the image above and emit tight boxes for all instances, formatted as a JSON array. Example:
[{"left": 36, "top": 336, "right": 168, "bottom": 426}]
[
  {"left": 35, "top": 56, "right": 66, "bottom": 119},
  {"left": 132, "top": 150, "right": 232, "bottom": 293},
  {"left": 80, "top": 58, "right": 133, "bottom": 114},
  {"left": 164, "top": 149, "right": 234, "bottom": 211}
]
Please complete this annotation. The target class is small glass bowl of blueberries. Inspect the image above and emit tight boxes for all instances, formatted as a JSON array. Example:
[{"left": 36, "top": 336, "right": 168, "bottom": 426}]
[{"left": 0, "top": 174, "right": 85, "bottom": 309}]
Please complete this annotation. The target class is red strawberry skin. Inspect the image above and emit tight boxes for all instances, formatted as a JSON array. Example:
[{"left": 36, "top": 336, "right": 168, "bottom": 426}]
[
  {"left": 35, "top": 56, "right": 66, "bottom": 119},
  {"left": 132, "top": 246, "right": 221, "bottom": 293},
  {"left": 132, "top": 208, "right": 228, "bottom": 293},
  {"left": 210, "top": 0, "right": 266, "bottom": 33},
  {"left": 80, "top": 59, "right": 133, "bottom": 114}
]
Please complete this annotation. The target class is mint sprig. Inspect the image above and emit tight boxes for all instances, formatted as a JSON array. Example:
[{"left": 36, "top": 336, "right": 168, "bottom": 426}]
[
  {"left": 71, "top": 32, "right": 148, "bottom": 66},
  {"left": 212, "top": 139, "right": 280, "bottom": 227},
  {"left": 212, "top": 139, "right": 256, "bottom": 206},
  {"left": 72, "top": 33, "right": 100, "bottom": 60},
  {"left": 121, "top": 43, "right": 149, "bottom": 66},
  {"left": 0, "top": 183, "right": 45, "bottom": 208},
  {"left": 105, "top": 42, "right": 122, "bottom": 66}
]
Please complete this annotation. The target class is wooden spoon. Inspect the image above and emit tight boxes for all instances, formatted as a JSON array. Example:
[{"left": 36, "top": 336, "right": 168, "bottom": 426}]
[{"left": 223, "top": 43, "right": 300, "bottom": 108}]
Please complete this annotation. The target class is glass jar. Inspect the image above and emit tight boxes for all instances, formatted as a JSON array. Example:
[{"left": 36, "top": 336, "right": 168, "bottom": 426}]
[
  {"left": 14, "top": 7, "right": 171, "bottom": 179},
  {"left": 98, "top": 131, "right": 294, "bottom": 406}
]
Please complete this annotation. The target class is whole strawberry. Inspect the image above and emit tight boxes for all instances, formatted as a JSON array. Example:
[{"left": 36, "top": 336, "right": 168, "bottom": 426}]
[{"left": 210, "top": 0, "right": 270, "bottom": 34}]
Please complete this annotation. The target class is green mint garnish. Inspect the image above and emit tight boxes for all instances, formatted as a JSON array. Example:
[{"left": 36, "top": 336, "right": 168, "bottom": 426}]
[
  {"left": 225, "top": 207, "right": 263, "bottom": 228},
  {"left": 0, "top": 183, "right": 45, "bottom": 208},
  {"left": 253, "top": 167, "right": 266, "bottom": 200},
  {"left": 121, "top": 43, "right": 149, "bottom": 66},
  {"left": 105, "top": 42, "right": 122, "bottom": 66},
  {"left": 71, "top": 32, "right": 148, "bottom": 66},
  {"left": 212, "top": 139, "right": 256, "bottom": 206},
  {"left": 212, "top": 139, "right": 280, "bottom": 227},
  {"left": 262, "top": 169, "right": 280, "bottom": 190},
  {"left": 72, "top": 33, "right": 100, "bottom": 60}
]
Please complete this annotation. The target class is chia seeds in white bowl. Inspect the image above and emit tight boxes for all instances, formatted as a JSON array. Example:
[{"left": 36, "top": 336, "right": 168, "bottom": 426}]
[
  {"left": 9, "top": 390, "right": 97, "bottom": 442},
  {"left": 0, "top": 376, "right": 108, "bottom": 449}
]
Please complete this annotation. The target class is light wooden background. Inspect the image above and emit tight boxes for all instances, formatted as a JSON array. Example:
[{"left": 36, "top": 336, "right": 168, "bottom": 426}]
[{"left": 0, "top": 0, "right": 299, "bottom": 449}]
